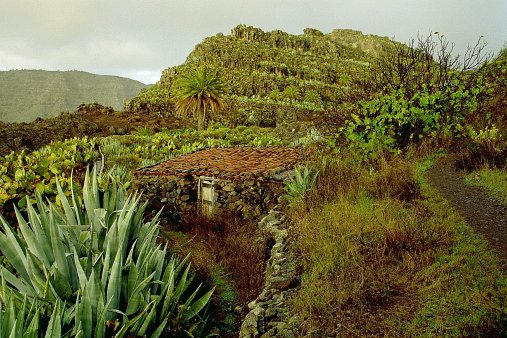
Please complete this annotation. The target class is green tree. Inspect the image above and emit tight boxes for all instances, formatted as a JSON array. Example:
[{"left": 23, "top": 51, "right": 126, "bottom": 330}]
[{"left": 172, "top": 66, "right": 225, "bottom": 131}]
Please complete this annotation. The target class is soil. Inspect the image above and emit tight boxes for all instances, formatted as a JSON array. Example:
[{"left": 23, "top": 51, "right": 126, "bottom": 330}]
[{"left": 426, "top": 156, "right": 507, "bottom": 261}]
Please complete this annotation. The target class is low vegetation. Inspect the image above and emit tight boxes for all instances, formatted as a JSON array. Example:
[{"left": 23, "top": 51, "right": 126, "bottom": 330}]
[{"left": 288, "top": 153, "right": 507, "bottom": 336}]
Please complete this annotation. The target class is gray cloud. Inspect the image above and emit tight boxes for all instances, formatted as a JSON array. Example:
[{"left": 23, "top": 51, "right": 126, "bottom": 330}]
[{"left": 0, "top": 0, "right": 505, "bottom": 84}]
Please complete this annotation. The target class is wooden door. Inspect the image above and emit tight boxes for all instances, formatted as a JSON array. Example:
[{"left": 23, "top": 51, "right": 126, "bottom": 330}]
[{"left": 199, "top": 178, "right": 215, "bottom": 217}]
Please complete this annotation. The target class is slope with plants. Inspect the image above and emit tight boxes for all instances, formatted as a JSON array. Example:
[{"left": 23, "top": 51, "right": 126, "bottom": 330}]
[{"left": 126, "top": 25, "right": 396, "bottom": 127}]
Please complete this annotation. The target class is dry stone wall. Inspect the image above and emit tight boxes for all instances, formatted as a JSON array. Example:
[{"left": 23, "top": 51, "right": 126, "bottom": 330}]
[
  {"left": 134, "top": 173, "right": 287, "bottom": 219},
  {"left": 240, "top": 210, "right": 301, "bottom": 338}
]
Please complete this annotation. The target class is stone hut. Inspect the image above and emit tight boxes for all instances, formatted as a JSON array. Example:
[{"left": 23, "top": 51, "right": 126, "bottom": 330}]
[{"left": 134, "top": 146, "right": 303, "bottom": 219}]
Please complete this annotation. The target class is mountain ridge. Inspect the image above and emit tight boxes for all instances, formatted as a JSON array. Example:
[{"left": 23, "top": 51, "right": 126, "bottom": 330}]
[{"left": 0, "top": 69, "right": 148, "bottom": 123}]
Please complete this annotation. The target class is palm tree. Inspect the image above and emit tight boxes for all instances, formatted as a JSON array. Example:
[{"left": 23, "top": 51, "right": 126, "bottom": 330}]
[{"left": 172, "top": 66, "right": 225, "bottom": 131}]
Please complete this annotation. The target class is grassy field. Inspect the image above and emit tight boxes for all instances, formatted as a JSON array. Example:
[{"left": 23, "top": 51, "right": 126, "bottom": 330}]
[{"left": 288, "top": 153, "right": 507, "bottom": 336}]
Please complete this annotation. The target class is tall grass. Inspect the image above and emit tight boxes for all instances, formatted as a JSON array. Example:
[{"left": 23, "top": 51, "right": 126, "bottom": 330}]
[
  {"left": 162, "top": 211, "right": 265, "bottom": 335},
  {"left": 288, "top": 152, "right": 507, "bottom": 336}
]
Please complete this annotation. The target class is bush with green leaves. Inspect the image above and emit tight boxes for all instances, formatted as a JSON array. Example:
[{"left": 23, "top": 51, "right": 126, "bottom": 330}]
[
  {"left": 0, "top": 166, "right": 214, "bottom": 337},
  {"left": 0, "top": 137, "right": 98, "bottom": 207},
  {"left": 343, "top": 81, "right": 484, "bottom": 159}
]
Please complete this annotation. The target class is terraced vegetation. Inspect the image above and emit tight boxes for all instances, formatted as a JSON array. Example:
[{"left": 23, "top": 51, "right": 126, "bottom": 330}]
[{"left": 0, "top": 25, "right": 506, "bottom": 336}]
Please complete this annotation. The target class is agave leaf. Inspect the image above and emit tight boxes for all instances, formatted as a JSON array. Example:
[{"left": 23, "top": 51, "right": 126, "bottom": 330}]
[
  {"left": 87, "top": 270, "right": 102, "bottom": 323},
  {"left": 150, "top": 250, "right": 165, "bottom": 295},
  {"left": 34, "top": 193, "right": 50, "bottom": 231},
  {"left": 183, "top": 287, "right": 215, "bottom": 322},
  {"left": 72, "top": 249, "right": 87, "bottom": 289},
  {"left": 48, "top": 202, "right": 66, "bottom": 227},
  {"left": 136, "top": 301, "right": 158, "bottom": 336},
  {"left": 93, "top": 293, "right": 109, "bottom": 338},
  {"left": 150, "top": 318, "right": 169, "bottom": 338},
  {"left": 79, "top": 286, "right": 93, "bottom": 338},
  {"left": 78, "top": 230, "right": 91, "bottom": 249},
  {"left": 74, "top": 326, "right": 84, "bottom": 338},
  {"left": 174, "top": 254, "right": 191, "bottom": 277},
  {"left": 26, "top": 253, "right": 49, "bottom": 298},
  {"left": 23, "top": 308, "right": 39, "bottom": 338},
  {"left": 55, "top": 178, "right": 77, "bottom": 226},
  {"left": 0, "top": 299, "right": 3, "bottom": 338},
  {"left": 44, "top": 303, "right": 61, "bottom": 338},
  {"left": 52, "top": 269, "right": 72, "bottom": 301},
  {"left": 83, "top": 167, "right": 100, "bottom": 232},
  {"left": 171, "top": 264, "right": 191, "bottom": 313},
  {"left": 105, "top": 246, "right": 123, "bottom": 320},
  {"left": 125, "top": 271, "right": 155, "bottom": 316},
  {"left": 113, "top": 304, "right": 148, "bottom": 338},
  {"left": 0, "top": 269, "right": 32, "bottom": 300},
  {"left": 0, "top": 217, "right": 30, "bottom": 283},
  {"left": 26, "top": 198, "right": 54, "bottom": 265},
  {"left": 101, "top": 242, "right": 112, "bottom": 288},
  {"left": 15, "top": 206, "right": 50, "bottom": 268},
  {"left": 4, "top": 296, "right": 16, "bottom": 336},
  {"left": 14, "top": 297, "right": 26, "bottom": 338},
  {"left": 160, "top": 260, "right": 177, "bottom": 318},
  {"left": 8, "top": 324, "right": 17, "bottom": 338},
  {"left": 70, "top": 173, "right": 84, "bottom": 225},
  {"left": 48, "top": 215, "right": 71, "bottom": 292}
]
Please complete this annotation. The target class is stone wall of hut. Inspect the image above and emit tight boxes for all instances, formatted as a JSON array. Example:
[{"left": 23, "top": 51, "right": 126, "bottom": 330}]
[{"left": 134, "top": 173, "right": 286, "bottom": 220}]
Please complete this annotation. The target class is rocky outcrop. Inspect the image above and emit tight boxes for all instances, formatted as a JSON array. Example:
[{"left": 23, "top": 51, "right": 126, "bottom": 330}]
[{"left": 240, "top": 210, "right": 301, "bottom": 338}]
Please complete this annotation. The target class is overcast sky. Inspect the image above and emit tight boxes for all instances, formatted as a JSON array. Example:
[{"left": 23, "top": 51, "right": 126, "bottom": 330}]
[{"left": 0, "top": 0, "right": 505, "bottom": 84}]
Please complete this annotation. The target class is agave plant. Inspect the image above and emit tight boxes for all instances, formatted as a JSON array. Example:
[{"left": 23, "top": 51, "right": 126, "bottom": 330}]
[
  {"left": 0, "top": 166, "right": 214, "bottom": 337},
  {"left": 284, "top": 165, "right": 318, "bottom": 203}
]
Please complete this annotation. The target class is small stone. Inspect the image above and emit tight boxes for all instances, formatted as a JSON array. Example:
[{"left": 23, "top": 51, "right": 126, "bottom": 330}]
[
  {"left": 265, "top": 307, "right": 277, "bottom": 318},
  {"left": 223, "top": 184, "right": 235, "bottom": 192},
  {"left": 247, "top": 300, "right": 257, "bottom": 310},
  {"left": 252, "top": 306, "right": 265, "bottom": 317},
  {"left": 181, "top": 194, "right": 190, "bottom": 201},
  {"left": 270, "top": 276, "right": 295, "bottom": 291},
  {"left": 260, "top": 328, "right": 277, "bottom": 338},
  {"left": 240, "top": 312, "right": 259, "bottom": 338}
]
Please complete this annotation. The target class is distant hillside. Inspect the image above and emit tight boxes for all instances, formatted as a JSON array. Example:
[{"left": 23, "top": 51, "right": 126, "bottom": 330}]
[
  {"left": 126, "top": 25, "right": 396, "bottom": 127},
  {"left": 0, "top": 70, "right": 148, "bottom": 122}
]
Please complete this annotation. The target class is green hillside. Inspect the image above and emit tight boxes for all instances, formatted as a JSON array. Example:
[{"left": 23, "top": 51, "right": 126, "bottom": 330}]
[
  {"left": 126, "top": 25, "right": 395, "bottom": 126},
  {"left": 0, "top": 70, "right": 148, "bottom": 122}
]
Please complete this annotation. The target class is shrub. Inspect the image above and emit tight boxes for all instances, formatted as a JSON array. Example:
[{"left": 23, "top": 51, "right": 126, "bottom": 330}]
[
  {"left": 343, "top": 82, "right": 483, "bottom": 159},
  {"left": 463, "top": 124, "right": 507, "bottom": 167}
]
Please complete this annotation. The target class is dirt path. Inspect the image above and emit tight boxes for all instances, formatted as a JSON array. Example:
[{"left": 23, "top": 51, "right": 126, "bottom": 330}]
[{"left": 426, "top": 156, "right": 507, "bottom": 261}]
